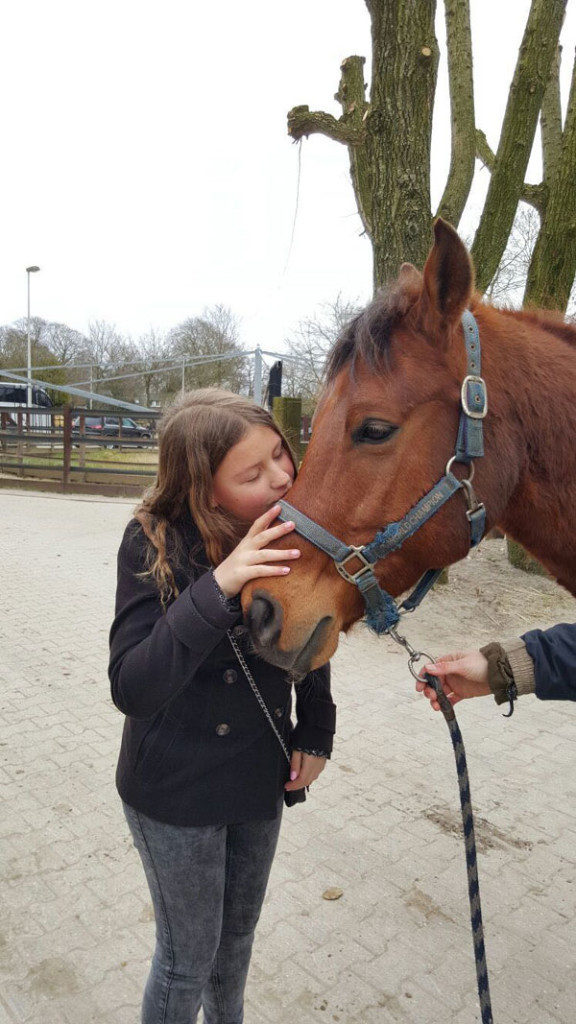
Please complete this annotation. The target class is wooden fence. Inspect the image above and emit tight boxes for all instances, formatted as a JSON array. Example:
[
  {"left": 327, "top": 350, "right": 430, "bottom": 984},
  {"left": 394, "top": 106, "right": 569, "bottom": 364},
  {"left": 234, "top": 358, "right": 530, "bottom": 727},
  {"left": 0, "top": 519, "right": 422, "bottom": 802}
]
[{"left": 0, "top": 406, "right": 161, "bottom": 496}]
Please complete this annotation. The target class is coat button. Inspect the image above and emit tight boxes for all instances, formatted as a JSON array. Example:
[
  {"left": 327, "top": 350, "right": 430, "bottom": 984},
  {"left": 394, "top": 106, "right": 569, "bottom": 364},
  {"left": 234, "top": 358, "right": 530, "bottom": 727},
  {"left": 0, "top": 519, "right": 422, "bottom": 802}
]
[
  {"left": 216, "top": 723, "right": 231, "bottom": 736},
  {"left": 274, "top": 707, "right": 284, "bottom": 718},
  {"left": 223, "top": 669, "right": 237, "bottom": 684}
]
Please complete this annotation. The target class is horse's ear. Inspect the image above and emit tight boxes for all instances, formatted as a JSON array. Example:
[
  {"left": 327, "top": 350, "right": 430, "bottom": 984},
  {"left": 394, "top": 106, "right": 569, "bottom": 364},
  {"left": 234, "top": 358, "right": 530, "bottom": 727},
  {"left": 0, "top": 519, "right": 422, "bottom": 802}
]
[{"left": 421, "top": 219, "right": 474, "bottom": 327}]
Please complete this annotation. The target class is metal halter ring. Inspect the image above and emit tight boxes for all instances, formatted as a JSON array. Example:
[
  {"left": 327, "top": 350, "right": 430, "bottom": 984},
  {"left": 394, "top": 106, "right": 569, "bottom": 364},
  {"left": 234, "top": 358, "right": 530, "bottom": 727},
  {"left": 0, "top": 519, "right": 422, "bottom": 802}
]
[
  {"left": 445, "top": 455, "right": 475, "bottom": 481},
  {"left": 407, "top": 650, "right": 437, "bottom": 681}
]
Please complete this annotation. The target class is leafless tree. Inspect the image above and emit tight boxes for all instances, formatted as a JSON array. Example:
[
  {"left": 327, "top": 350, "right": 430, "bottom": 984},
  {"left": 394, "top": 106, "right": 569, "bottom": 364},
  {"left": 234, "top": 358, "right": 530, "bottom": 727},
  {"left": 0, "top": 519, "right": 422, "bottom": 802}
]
[
  {"left": 134, "top": 328, "right": 171, "bottom": 407},
  {"left": 282, "top": 295, "right": 361, "bottom": 410},
  {"left": 288, "top": 0, "right": 575, "bottom": 312},
  {"left": 166, "top": 304, "right": 248, "bottom": 396}
]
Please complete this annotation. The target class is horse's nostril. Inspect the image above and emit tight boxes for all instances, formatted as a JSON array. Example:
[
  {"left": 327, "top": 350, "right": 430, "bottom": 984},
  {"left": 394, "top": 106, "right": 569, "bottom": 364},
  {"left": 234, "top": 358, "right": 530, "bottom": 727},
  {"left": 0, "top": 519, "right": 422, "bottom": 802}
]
[{"left": 248, "top": 590, "right": 283, "bottom": 647}]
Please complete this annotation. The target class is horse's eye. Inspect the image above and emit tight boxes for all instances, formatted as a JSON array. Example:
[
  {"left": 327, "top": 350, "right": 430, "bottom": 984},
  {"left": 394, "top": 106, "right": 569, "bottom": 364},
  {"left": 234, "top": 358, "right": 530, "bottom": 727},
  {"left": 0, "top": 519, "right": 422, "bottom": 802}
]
[{"left": 354, "top": 420, "right": 398, "bottom": 445}]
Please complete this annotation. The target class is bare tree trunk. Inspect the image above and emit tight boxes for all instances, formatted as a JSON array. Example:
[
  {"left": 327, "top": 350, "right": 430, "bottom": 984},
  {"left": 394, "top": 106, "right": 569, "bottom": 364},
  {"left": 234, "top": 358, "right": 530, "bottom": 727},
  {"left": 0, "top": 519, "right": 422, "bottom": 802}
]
[
  {"left": 524, "top": 51, "right": 576, "bottom": 309},
  {"left": 436, "top": 0, "right": 475, "bottom": 227},
  {"left": 471, "top": 0, "right": 567, "bottom": 291},
  {"left": 368, "top": 1, "right": 439, "bottom": 289}
]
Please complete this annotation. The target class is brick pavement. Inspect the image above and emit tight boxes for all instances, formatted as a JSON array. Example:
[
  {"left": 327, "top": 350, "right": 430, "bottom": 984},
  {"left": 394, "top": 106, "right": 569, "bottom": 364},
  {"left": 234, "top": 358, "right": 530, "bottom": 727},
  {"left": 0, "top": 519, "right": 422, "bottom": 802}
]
[{"left": 1, "top": 488, "right": 575, "bottom": 1023}]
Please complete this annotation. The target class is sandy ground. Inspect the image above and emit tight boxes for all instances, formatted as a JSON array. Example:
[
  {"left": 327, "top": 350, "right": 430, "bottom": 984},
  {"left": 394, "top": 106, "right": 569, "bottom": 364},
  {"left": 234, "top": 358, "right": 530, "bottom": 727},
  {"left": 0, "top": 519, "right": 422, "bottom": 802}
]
[{"left": 1, "top": 488, "right": 575, "bottom": 1024}]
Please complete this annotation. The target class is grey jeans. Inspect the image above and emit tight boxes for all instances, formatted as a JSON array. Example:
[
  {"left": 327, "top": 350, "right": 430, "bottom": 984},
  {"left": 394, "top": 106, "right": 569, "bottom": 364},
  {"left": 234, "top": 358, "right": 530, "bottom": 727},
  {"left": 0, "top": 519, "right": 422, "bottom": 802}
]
[{"left": 123, "top": 801, "right": 283, "bottom": 1024}]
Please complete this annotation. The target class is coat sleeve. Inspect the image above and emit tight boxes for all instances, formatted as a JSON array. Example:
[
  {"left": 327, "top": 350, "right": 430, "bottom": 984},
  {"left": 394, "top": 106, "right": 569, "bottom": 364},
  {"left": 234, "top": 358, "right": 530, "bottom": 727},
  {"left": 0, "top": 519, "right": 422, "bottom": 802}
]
[
  {"left": 290, "top": 663, "right": 336, "bottom": 756},
  {"left": 109, "top": 523, "right": 241, "bottom": 719},
  {"left": 521, "top": 622, "right": 576, "bottom": 701}
]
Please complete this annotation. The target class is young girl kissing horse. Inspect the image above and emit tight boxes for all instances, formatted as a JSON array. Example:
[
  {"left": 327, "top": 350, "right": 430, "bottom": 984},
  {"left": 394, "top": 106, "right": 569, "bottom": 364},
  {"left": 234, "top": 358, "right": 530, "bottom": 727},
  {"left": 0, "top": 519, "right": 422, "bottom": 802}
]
[{"left": 108, "top": 389, "right": 336, "bottom": 1024}]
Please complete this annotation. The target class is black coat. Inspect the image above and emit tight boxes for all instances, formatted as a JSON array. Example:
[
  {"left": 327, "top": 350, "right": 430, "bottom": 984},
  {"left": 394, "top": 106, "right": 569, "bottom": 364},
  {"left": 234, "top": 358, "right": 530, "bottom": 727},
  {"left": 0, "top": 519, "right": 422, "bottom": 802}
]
[{"left": 109, "top": 512, "right": 336, "bottom": 826}]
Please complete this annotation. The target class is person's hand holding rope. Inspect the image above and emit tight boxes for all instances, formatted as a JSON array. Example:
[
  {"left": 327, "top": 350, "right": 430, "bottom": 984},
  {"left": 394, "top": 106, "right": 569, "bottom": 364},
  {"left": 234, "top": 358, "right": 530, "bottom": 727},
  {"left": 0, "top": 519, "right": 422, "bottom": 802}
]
[{"left": 416, "top": 651, "right": 491, "bottom": 710}]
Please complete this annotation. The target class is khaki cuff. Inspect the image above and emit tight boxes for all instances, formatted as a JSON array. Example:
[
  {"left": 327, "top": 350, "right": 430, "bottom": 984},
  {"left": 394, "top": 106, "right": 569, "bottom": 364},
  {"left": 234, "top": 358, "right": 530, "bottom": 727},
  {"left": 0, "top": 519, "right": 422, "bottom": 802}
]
[
  {"left": 501, "top": 638, "right": 535, "bottom": 696},
  {"left": 480, "top": 642, "right": 515, "bottom": 705}
]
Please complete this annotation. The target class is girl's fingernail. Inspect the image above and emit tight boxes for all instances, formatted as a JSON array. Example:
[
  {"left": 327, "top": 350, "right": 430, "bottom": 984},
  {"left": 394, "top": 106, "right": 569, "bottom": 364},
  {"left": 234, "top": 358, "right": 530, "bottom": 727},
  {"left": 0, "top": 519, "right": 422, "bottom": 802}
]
[
  {"left": 290, "top": 770, "right": 298, "bottom": 781},
  {"left": 281, "top": 567, "right": 290, "bottom": 574},
  {"left": 285, "top": 521, "right": 294, "bottom": 528}
]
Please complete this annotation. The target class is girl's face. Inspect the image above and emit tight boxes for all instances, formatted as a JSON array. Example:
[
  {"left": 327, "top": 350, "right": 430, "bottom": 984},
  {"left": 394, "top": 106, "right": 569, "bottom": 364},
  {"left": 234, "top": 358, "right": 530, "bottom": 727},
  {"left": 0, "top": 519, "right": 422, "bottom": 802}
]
[{"left": 211, "top": 425, "right": 295, "bottom": 522}]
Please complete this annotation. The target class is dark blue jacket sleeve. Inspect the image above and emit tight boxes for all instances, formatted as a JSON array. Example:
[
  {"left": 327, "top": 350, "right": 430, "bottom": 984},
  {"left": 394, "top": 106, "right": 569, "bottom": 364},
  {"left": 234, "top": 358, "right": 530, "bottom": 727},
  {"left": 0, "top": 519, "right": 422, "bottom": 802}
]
[{"left": 522, "top": 622, "right": 576, "bottom": 701}]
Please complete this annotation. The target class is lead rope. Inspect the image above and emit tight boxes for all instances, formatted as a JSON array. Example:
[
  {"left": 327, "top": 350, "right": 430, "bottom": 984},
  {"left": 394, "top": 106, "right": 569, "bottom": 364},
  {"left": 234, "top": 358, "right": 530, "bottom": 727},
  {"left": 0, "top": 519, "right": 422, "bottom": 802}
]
[{"left": 388, "top": 626, "right": 493, "bottom": 1024}]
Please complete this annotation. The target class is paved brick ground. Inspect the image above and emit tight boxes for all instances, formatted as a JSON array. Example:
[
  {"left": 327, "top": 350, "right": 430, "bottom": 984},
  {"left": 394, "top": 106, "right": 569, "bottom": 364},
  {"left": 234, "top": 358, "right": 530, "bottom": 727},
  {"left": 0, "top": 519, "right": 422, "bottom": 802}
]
[{"left": 1, "top": 488, "right": 575, "bottom": 1023}]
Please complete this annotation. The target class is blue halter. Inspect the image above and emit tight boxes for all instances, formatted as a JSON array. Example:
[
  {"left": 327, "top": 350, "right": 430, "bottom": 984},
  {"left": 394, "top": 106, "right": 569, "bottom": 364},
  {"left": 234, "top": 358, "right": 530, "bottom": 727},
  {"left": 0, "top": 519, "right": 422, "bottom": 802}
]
[{"left": 277, "top": 310, "right": 488, "bottom": 635}]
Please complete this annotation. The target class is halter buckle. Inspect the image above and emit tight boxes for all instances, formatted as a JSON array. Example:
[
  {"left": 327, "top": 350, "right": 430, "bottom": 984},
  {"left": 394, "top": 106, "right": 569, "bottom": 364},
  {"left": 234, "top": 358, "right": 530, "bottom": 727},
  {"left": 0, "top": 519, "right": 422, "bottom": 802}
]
[
  {"left": 461, "top": 375, "right": 488, "bottom": 419},
  {"left": 335, "top": 546, "right": 373, "bottom": 584}
]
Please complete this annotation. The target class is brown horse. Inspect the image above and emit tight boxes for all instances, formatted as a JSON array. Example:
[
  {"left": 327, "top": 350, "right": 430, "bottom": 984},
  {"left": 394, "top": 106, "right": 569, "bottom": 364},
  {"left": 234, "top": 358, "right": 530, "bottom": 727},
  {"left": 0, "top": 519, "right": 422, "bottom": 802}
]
[{"left": 244, "top": 219, "right": 576, "bottom": 674}]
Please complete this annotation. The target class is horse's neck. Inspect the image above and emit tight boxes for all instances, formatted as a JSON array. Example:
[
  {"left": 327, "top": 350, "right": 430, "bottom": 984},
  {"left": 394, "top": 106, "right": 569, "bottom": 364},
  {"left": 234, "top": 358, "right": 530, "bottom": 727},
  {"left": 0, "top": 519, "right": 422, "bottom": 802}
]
[{"left": 490, "top": 313, "right": 576, "bottom": 594}]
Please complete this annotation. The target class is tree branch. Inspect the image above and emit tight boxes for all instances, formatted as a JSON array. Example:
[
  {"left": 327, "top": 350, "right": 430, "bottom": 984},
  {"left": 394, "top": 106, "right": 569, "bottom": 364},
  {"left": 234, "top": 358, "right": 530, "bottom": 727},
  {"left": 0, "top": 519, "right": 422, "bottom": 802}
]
[
  {"left": 287, "top": 105, "right": 364, "bottom": 145},
  {"left": 436, "top": 0, "right": 476, "bottom": 227},
  {"left": 475, "top": 129, "right": 495, "bottom": 170},
  {"left": 476, "top": 129, "right": 545, "bottom": 211},
  {"left": 287, "top": 56, "right": 372, "bottom": 237},
  {"left": 334, "top": 56, "right": 373, "bottom": 237},
  {"left": 525, "top": 48, "right": 576, "bottom": 309},
  {"left": 522, "top": 183, "right": 547, "bottom": 210},
  {"left": 540, "top": 44, "right": 563, "bottom": 186},
  {"left": 471, "top": 0, "right": 568, "bottom": 292}
]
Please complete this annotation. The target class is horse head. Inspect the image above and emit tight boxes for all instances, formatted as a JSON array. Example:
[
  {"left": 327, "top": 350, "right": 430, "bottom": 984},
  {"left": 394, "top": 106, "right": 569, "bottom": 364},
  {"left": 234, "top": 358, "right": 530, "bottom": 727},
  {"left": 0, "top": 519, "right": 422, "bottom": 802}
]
[{"left": 241, "top": 220, "right": 531, "bottom": 673}]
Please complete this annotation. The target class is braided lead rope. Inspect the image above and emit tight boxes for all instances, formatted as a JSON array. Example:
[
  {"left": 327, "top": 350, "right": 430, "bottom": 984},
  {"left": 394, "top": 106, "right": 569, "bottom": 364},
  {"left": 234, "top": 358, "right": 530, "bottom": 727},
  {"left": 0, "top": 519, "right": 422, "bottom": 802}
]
[
  {"left": 388, "top": 629, "right": 493, "bottom": 1024},
  {"left": 424, "top": 672, "right": 493, "bottom": 1024},
  {"left": 227, "top": 631, "right": 291, "bottom": 764}
]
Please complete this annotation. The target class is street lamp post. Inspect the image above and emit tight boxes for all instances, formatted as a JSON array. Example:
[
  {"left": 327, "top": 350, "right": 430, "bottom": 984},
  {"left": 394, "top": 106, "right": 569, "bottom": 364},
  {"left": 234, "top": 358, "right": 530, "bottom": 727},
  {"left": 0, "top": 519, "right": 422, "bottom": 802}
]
[{"left": 26, "top": 265, "right": 41, "bottom": 407}]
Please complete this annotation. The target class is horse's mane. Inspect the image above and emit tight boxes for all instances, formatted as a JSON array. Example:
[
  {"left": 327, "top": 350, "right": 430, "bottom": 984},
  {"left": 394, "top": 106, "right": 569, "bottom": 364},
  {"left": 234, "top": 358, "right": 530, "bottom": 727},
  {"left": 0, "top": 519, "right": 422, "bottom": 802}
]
[
  {"left": 325, "top": 280, "right": 410, "bottom": 382},
  {"left": 325, "top": 283, "right": 576, "bottom": 385},
  {"left": 499, "top": 306, "right": 576, "bottom": 349}
]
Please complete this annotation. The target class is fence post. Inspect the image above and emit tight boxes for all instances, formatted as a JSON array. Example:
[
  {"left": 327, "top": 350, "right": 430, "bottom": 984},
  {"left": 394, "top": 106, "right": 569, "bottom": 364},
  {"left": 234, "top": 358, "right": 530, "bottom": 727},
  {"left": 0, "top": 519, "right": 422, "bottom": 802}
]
[
  {"left": 62, "top": 404, "right": 72, "bottom": 491},
  {"left": 254, "top": 347, "right": 263, "bottom": 406},
  {"left": 272, "top": 396, "right": 302, "bottom": 460},
  {"left": 17, "top": 408, "right": 23, "bottom": 476}
]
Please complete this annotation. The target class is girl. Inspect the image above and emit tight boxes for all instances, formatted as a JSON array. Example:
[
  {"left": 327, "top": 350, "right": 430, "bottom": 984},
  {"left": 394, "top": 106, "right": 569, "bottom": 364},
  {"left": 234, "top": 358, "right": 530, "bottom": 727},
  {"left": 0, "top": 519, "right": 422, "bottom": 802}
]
[{"left": 109, "top": 389, "right": 336, "bottom": 1024}]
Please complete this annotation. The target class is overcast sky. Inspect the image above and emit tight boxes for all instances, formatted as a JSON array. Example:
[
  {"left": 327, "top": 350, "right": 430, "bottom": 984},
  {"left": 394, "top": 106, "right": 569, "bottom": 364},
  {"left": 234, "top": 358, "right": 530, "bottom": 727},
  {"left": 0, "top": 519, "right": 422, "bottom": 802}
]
[{"left": 2, "top": 0, "right": 575, "bottom": 352}]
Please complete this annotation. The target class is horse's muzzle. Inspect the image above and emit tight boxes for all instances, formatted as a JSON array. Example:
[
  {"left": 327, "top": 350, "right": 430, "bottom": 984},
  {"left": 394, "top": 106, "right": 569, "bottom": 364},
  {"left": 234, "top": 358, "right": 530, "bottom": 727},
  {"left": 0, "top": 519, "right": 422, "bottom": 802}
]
[{"left": 246, "top": 588, "right": 332, "bottom": 676}]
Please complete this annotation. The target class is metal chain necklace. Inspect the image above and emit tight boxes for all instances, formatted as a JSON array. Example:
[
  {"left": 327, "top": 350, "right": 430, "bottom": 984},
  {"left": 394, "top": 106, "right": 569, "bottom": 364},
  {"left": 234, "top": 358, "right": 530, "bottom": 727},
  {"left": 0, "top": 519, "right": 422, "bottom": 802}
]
[{"left": 227, "top": 631, "right": 291, "bottom": 764}]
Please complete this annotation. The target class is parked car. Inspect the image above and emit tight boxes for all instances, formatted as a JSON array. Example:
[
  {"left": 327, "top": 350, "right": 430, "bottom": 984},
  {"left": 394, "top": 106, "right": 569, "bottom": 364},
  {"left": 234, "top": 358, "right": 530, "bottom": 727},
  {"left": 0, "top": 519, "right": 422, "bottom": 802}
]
[{"left": 72, "top": 415, "right": 152, "bottom": 444}]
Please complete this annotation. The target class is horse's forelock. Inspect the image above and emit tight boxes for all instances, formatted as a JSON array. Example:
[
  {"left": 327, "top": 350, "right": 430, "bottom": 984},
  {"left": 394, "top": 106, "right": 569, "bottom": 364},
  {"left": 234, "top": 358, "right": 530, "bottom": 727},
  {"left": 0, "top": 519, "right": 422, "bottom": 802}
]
[{"left": 325, "top": 279, "right": 416, "bottom": 382}]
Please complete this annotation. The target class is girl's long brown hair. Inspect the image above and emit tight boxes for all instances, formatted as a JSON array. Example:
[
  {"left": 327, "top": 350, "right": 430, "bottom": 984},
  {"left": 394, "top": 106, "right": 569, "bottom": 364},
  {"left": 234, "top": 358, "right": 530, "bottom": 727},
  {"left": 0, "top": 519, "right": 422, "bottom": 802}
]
[{"left": 134, "top": 388, "right": 297, "bottom": 602}]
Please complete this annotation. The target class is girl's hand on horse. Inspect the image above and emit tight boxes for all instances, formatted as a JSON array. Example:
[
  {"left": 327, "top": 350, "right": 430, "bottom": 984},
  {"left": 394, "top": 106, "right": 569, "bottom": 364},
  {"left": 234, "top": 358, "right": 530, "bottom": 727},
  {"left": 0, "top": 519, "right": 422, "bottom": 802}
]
[
  {"left": 415, "top": 651, "right": 491, "bottom": 711},
  {"left": 284, "top": 751, "right": 327, "bottom": 792},
  {"left": 213, "top": 504, "right": 300, "bottom": 598}
]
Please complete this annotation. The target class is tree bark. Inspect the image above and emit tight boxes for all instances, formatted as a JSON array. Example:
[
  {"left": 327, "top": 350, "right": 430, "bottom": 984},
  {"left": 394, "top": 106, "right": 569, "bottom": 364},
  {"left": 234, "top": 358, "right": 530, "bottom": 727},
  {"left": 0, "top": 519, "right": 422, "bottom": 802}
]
[
  {"left": 540, "top": 45, "right": 564, "bottom": 185},
  {"left": 287, "top": 105, "right": 365, "bottom": 147},
  {"left": 475, "top": 130, "right": 546, "bottom": 212},
  {"left": 368, "top": 0, "right": 439, "bottom": 289},
  {"left": 471, "top": 0, "right": 567, "bottom": 291},
  {"left": 334, "top": 57, "right": 373, "bottom": 237},
  {"left": 436, "top": 0, "right": 476, "bottom": 227},
  {"left": 524, "top": 49, "right": 576, "bottom": 310}
]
